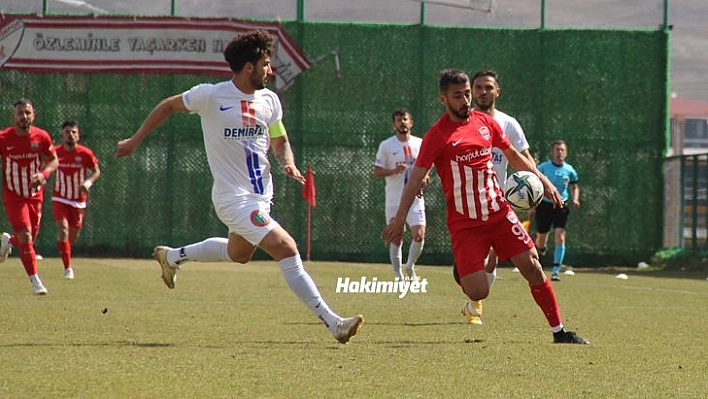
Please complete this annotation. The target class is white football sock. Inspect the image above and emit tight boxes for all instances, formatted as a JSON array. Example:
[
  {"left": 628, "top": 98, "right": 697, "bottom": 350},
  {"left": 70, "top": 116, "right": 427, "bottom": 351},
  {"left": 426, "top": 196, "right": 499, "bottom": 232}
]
[
  {"left": 166, "top": 237, "right": 230, "bottom": 265},
  {"left": 29, "top": 274, "right": 42, "bottom": 285},
  {"left": 389, "top": 244, "right": 403, "bottom": 280},
  {"left": 278, "top": 255, "right": 340, "bottom": 329},
  {"left": 405, "top": 239, "right": 424, "bottom": 268}
]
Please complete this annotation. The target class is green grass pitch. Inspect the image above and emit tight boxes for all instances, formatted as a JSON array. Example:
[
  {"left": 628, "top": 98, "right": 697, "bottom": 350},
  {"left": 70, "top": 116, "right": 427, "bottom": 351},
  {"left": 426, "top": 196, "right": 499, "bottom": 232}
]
[{"left": 1, "top": 257, "right": 706, "bottom": 397}]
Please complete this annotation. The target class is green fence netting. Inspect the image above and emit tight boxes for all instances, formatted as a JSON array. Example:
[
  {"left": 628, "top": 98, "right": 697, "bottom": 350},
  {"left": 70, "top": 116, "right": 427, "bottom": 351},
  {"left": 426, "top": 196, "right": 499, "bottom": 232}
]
[{"left": 0, "top": 22, "right": 668, "bottom": 266}]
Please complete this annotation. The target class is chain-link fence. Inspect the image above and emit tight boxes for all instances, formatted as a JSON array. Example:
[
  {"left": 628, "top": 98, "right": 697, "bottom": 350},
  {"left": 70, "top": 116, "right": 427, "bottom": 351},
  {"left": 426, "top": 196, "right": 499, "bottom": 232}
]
[
  {"left": 0, "top": 21, "right": 668, "bottom": 266},
  {"left": 664, "top": 153, "right": 708, "bottom": 252}
]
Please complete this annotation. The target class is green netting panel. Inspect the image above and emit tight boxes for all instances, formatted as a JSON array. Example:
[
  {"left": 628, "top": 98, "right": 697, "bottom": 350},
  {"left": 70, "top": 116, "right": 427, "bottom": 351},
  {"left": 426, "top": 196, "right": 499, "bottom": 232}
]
[{"left": 0, "top": 23, "right": 668, "bottom": 266}]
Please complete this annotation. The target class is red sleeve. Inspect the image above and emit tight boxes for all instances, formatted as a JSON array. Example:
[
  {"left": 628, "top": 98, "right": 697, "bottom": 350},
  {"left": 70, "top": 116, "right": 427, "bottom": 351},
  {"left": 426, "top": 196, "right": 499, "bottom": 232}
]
[
  {"left": 84, "top": 147, "right": 99, "bottom": 168},
  {"left": 40, "top": 129, "right": 55, "bottom": 156}
]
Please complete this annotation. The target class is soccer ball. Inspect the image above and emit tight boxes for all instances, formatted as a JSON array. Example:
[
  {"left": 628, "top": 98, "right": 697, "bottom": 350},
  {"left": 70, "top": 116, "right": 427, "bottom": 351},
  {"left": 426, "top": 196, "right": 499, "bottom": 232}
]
[{"left": 503, "top": 171, "right": 544, "bottom": 211}]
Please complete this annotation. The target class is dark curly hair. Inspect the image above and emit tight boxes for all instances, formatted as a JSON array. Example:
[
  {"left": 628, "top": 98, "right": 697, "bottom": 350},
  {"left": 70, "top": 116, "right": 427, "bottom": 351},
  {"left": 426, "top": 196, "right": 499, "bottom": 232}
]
[
  {"left": 391, "top": 108, "right": 411, "bottom": 122},
  {"left": 439, "top": 69, "right": 469, "bottom": 92},
  {"left": 223, "top": 30, "right": 274, "bottom": 73}
]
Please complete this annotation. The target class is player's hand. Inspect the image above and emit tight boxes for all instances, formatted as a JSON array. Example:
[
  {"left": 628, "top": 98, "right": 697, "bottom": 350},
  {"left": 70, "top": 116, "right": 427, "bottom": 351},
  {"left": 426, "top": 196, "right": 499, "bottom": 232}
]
[
  {"left": 546, "top": 187, "right": 563, "bottom": 208},
  {"left": 572, "top": 199, "right": 580, "bottom": 209},
  {"left": 283, "top": 164, "right": 305, "bottom": 185},
  {"left": 115, "top": 138, "right": 139, "bottom": 158},
  {"left": 420, "top": 175, "right": 431, "bottom": 190},
  {"left": 29, "top": 172, "right": 45, "bottom": 189},
  {"left": 80, "top": 180, "right": 93, "bottom": 194},
  {"left": 393, "top": 164, "right": 407, "bottom": 174},
  {"left": 381, "top": 218, "right": 405, "bottom": 247},
  {"left": 416, "top": 174, "right": 431, "bottom": 198},
  {"left": 539, "top": 174, "right": 563, "bottom": 208}
]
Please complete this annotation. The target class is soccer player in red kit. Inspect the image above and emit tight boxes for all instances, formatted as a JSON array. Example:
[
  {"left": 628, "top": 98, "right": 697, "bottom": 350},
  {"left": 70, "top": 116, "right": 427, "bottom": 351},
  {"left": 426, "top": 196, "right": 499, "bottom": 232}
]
[
  {"left": 0, "top": 99, "right": 58, "bottom": 295},
  {"left": 381, "top": 69, "right": 589, "bottom": 344},
  {"left": 52, "top": 120, "right": 101, "bottom": 280}
]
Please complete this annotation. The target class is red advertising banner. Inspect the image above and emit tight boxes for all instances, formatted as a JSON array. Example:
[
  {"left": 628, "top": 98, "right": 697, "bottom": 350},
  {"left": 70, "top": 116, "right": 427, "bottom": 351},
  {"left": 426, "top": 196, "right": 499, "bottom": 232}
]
[{"left": 0, "top": 15, "right": 310, "bottom": 91}]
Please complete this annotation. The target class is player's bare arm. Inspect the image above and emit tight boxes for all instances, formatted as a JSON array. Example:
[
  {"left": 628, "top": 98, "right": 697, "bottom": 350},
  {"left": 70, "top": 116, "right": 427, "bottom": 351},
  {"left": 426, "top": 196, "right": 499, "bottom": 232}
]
[
  {"left": 381, "top": 165, "right": 428, "bottom": 246},
  {"left": 271, "top": 134, "right": 304, "bottom": 185},
  {"left": 373, "top": 164, "right": 406, "bottom": 178},
  {"left": 571, "top": 183, "right": 580, "bottom": 208},
  {"left": 115, "top": 94, "right": 188, "bottom": 158},
  {"left": 519, "top": 148, "right": 535, "bottom": 168},
  {"left": 420, "top": 170, "right": 433, "bottom": 190},
  {"left": 31, "top": 151, "right": 58, "bottom": 189},
  {"left": 81, "top": 164, "right": 101, "bottom": 194},
  {"left": 503, "top": 146, "right": 562, "bottom": 207}
]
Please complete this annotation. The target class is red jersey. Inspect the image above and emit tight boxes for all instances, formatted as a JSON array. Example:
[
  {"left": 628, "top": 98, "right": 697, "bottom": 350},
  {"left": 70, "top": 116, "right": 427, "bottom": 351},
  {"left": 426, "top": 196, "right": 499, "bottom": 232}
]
[
  {"left": 52, "top": 144, "right": 99, "bottom": 208},
  {"left": 416, "top": 110, "right": 511, "bottom": 230},
  {"left": 0, "top": 126, "right": 55, "bottom": 200}
]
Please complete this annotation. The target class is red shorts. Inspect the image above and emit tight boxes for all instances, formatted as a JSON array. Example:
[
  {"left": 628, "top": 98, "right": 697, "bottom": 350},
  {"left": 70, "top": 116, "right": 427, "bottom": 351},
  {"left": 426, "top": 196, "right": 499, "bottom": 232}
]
[
  {"left": 3, "top": 196, "right": 43, "bottom": 237},
  {"left": 52, "top": 201, "right": 86, "bottom": 230},
  {"left": 451, "top": 210, "right": 534, "bottom": 278}
]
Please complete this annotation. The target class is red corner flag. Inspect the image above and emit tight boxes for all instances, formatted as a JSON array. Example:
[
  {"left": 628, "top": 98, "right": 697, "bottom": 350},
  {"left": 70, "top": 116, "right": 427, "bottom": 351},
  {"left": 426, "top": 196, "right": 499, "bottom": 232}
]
[
  {"left": 302, "top": 165, "right": 317, "bottom": 207},
  {"left": 302, "top": 165, "right": 316, "bottom": 261}
]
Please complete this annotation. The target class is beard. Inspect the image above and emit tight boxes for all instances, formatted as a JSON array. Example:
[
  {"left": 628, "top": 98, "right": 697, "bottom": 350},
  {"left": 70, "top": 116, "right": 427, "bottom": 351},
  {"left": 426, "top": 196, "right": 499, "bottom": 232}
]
[
  {"left": 474, "top": 100, "right": 492, "bottom": 112},
  {"left": 16, "top": 120, "right": 32, "bottom": 130},
  {"left": 449, "top": 105, "right": 470, "bottom": 120},
  {"left": 251, "top": 72, "right": 266, "bottom": 90}
]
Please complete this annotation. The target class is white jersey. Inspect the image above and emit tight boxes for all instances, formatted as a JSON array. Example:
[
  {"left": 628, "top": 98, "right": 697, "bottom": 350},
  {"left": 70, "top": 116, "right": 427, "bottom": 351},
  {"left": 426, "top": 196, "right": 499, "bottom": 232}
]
[
  {"left": 375, "top": 135, "right": 423, "bottom": 208},
  {"left": 489, "top": 110, "right": 529, "bottom": 183},
  {"left": 182, "top": 81, "right": 282, "bottom": 203}
]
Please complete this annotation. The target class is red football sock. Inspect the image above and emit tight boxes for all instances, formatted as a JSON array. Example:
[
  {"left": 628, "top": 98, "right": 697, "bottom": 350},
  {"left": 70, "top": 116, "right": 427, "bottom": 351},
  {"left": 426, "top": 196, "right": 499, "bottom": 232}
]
[
  {"left": 18, "top": 242, "right": 37, "bottom": 276},
  {"left": 10, "top": 235, "right": 19, "bottom": 247},
  {"left": 58, "top": 240, "right": 71, "bottom": 269},
  {"left": 529, "top": 279, "right": 562, "bottom": 328}
]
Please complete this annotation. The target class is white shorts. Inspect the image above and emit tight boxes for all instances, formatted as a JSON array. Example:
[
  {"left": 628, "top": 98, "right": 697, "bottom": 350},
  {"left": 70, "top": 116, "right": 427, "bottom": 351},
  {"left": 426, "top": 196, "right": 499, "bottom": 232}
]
[
  {"left": 213, "top": 198, "right": 281, "bottom": 245},
  {"left": 386, "top": 196, "right": 426, "bottom": 227}
]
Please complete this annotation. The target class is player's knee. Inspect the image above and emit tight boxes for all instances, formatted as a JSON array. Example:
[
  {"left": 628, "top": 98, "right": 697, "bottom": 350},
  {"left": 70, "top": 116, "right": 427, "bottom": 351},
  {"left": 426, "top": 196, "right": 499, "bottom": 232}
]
[
  {"left": 464, "top": 287, "right": 489, "bottom": 301},
  {"left": 461, "top": 281, "right": 489, "bottom": 301},
  {"left": 409, "top": 224, "right": 425, "bottom": 240},
  {"left": 230, "top": 254, "right": 252, "bottom": 264},
  {"left": 227, "top": 247, "right": 255, "bottom": 264}
]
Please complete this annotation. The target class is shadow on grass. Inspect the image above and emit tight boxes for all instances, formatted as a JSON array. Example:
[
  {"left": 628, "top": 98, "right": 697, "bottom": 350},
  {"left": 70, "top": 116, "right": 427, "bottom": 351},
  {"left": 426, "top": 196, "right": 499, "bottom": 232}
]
[
  {"left": 370, "top": 339, "right": 487, "bottom": 347},
  {"left": 0, "top": 339, "right": 500, "bottom": 348},
  {"left": 220, "top": 339, "right": 490, "bottom": 346},
  {"left": 284, "top": 321, "right": 461, "bottom": 327},
  {"left": 0, "top": 341, "right": 174, "bottom": 348}
]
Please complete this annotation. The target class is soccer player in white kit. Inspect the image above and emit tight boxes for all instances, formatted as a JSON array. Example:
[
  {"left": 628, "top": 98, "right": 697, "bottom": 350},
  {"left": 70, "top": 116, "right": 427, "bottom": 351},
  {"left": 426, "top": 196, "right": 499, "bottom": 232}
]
[
  {"left": 455, "top": 70, "right": 535, "bottom": 324},
  {"left": 115, "top": 30, "right": 363, "bottom": 344},
  {"left": 374, "top": 109, "right": 428, "bottom": 281}
]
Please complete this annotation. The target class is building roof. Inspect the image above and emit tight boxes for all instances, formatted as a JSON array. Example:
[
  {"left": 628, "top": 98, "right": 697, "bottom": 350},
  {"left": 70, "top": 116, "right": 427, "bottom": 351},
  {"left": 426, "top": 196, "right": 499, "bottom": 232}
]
[{"left": 671, "top": 96, "right": 708, "bottom": 118}]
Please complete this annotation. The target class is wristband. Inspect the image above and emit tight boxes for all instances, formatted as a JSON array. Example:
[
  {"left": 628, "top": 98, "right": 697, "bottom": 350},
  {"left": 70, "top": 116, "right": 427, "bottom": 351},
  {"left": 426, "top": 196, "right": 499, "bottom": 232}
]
[
  {"left": 82, "top": 180, "right": 93, "bottom": 189},
  {"left": 42, "top": 170, "right": 50, "bottom": 180}
]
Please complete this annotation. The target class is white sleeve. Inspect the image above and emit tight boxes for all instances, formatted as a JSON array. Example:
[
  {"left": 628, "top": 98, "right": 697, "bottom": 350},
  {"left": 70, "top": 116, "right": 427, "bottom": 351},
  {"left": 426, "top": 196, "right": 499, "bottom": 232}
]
[
  {"left": 182, "top": 83, "right": 213, "bottom": 113},
  {"left": 507, "top": 118, "right": 529, "bottom": 153},
  {"left": 374, "top": 140, "right": 388, "bottom": 168}
]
